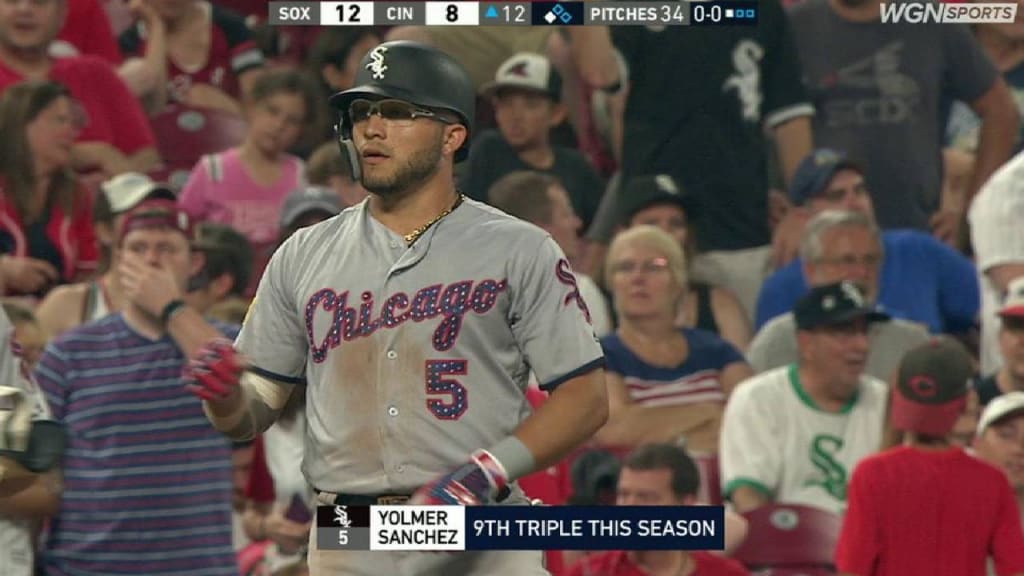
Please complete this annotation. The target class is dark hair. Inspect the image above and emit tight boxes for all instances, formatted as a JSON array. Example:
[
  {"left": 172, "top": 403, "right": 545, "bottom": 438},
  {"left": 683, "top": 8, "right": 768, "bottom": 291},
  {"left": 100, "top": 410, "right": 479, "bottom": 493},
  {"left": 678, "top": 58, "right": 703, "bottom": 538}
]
[
  {"left": 488, "top": 171, "right": 562, "bottom": 226},
  {"left": 0, "top": 81, "right": 79, "bottom": 223},
  {"left": 2, "top": 301, "right": 38, "bottom": 326},
  {"left": 193, "top": 223, "right": 254, "bottom": 298},
  {"left": 246, "top": 68, "right": 322, "bottom": 147},
  {"left": 307, "top": 141, "right": 352, "bottom": 185},
  {"left": 623, "top": 443, "right": 701, "bottom": 499},
  {"left": 310, "top": 28, "right": 379, "bottom": 78}
]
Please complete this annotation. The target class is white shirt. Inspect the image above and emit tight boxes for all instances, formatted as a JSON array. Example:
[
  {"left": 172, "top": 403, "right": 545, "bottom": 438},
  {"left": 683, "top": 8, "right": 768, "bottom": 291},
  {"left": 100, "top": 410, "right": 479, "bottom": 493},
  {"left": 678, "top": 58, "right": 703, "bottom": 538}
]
[
  {"left": 969, "top": 151, "right": 1024, "bottom": 375},
  {"left": 720, "top": 365, "right": 887, "bottom": 516}
]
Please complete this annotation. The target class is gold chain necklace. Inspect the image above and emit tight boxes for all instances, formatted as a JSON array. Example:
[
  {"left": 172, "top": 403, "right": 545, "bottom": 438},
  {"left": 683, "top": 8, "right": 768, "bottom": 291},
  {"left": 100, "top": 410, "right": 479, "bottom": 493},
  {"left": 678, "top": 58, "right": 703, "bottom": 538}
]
[{"left": 403, "top": 193, "right": 464, "bottom": 246}]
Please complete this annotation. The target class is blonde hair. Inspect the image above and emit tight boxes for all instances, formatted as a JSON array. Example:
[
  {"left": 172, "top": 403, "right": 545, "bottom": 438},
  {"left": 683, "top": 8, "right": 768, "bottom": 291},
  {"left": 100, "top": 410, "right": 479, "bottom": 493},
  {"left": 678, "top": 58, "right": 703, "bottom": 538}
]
[{"left": 605, "top": 225, "right": 688, "bottom": 292}]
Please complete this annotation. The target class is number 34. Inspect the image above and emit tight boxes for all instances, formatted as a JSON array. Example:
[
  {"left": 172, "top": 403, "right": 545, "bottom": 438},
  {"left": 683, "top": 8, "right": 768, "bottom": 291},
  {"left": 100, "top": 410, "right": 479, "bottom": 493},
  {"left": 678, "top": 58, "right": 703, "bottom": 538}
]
[{"left": 426, "top": 360, "right": 468, "bottom": 420}]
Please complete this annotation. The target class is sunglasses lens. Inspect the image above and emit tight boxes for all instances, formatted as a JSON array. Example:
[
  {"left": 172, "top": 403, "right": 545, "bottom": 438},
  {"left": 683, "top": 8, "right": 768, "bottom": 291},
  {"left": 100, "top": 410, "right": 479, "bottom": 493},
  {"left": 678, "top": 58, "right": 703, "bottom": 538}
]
[
  {"left": 349, "top": 100, "right": 372, "bottom": 122},
  {"left": 380, "top": 101, "right": 418, "bottom": 122}
]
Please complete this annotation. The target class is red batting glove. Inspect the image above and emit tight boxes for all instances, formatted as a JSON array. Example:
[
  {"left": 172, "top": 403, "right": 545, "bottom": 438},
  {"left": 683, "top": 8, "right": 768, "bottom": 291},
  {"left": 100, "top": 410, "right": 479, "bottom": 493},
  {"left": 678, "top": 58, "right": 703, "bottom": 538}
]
[
  {"left": 409, "top": 449, "right": 509, "bottom": 506},
  {"left": 182, "top": 338, "right": 246, "bottom": 401}
]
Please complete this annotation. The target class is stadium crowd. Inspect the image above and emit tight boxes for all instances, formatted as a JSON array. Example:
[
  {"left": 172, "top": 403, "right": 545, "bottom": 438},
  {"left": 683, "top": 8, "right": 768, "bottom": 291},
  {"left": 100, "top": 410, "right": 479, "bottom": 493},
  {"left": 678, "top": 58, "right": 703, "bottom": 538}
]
[{"left": 2, "top": 0, "right": 1024, "bottom": 574}]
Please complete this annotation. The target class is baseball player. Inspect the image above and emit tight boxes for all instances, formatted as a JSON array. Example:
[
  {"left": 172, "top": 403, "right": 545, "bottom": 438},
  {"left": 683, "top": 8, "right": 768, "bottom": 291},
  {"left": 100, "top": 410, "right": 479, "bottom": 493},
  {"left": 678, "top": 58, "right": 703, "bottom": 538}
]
[{"left": 184, "top": 40, "right": 609, "bottom": 575}]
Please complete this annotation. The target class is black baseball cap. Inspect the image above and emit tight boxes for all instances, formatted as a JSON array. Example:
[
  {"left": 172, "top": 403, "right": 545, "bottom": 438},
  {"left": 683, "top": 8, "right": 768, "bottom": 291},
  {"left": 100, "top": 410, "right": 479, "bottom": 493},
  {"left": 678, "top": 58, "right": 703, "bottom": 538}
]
[
  {"left": 618, "top": 174, "right": 701, "bottom": 226},
  {"left": 794, "top": 281, "right": 890, "bottom": 331},
  {"left": 891, "top": 337, "right": 973, "bottom": 437},
  {"left": 789, "top": 148, "right": 865, "bottom": 206}
]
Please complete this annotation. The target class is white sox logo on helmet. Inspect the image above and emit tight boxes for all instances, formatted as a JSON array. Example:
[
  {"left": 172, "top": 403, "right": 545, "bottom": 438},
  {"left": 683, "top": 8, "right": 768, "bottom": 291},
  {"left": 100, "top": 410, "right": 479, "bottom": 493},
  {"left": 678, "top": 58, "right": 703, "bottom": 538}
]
[{"left": 367, "top": 46, "right": 388, "bottom": 80}]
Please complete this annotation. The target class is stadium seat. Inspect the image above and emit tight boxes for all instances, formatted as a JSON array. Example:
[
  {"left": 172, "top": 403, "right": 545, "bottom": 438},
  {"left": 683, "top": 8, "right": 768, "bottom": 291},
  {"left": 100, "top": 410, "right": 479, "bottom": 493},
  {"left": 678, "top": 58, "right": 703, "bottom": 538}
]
[
  {"left": 149, "top": 104, "right": 247, "bottom": 173},
  {"left": 692, "top": 452, "right": 722, "bottom": 506},
  {"left": 731, "top": 504, "right": 842, "bottom": 570}
]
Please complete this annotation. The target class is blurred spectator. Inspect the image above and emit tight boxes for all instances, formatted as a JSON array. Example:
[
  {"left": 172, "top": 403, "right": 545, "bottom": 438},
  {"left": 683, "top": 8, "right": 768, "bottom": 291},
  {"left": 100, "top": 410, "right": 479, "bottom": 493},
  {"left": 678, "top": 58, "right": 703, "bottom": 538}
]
[
  {"left": 35, "top": 201, "right": 239, "bottom": 575},
  {"left": 34, "top": 171, "right": 175, "bottom": 337},
  {"left": 976, "top": 278, "right": 1024, "bottom": 406},
  {"left": 54, "top": 0, "right": 122, "bottom": 65},
  {"left": 188, "top": 222, "right": 254, "bottom": 315},
  {"left": 571, "top": 1, "right": 815, "bottom": 320},
  {"left": 2, "top": 302, "right": 47, "bottom": 372},
  {"left": 836, "top": 338, "right": 1024, "bottom": 576},
  {"left": 617, "top": 174, "right": 752, "bottom": 352},
  {"left": 969, "top": 149, "right": 1024, "bottom": 377},
  {"left": 277, "top": 185, "right": 345, "bottom": 244},
  {"left": 721, "top": 282, "right": 888, "bottom": 515},
  {"left": 463, "top": 53, "right": 605, "bottom": 231},
  {"left": 206, "top": 297, "right": 250, "bottom": 327},
  {"left": 757, "top": 150, "right": 980, "bottom": 335},
  {"left": 0, "top": 81, "right": 99, "bottom": 297},
  {"left": 488, "top": 171, "right": 612, "bottom": 336},
  {"left": 0, "top": 0, "right": 160, "bottom": 177},
  {"left": 0, "top": 305, "right": 61, "bottom": 576},
  {"left": 306, "top": 141, "right": 368, "bottom": 208},
  {"left": 566, "top": 443, "right": 750, "bottom": 576},
  {"left": 748, "top": 210, "right": 930, "bottom": 381},
  {"left": 974, "top": 392, "right": 1024, "bottom": 524},
  {"left": 594, "top": 226, "right": 752, "bottom": 454},
  {"left": 308, "top": 28, "right": 380, "bottom": 146},
  {"left": 118, "top": 0, "right": 265, "bottom": 114},
  {"left": 179, "top": 68, "right": 317, "bottom": 295},
  {"left": 787, "top": 0, "right": 1019, "bottom": 246}
]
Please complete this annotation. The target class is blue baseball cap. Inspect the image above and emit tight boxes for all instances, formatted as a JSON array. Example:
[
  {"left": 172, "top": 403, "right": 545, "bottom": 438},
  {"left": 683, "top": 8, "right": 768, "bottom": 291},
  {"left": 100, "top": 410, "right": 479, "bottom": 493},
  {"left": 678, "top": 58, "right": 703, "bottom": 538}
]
[{"left": 789, "top": 148, "right": 864, "bottom": 206}]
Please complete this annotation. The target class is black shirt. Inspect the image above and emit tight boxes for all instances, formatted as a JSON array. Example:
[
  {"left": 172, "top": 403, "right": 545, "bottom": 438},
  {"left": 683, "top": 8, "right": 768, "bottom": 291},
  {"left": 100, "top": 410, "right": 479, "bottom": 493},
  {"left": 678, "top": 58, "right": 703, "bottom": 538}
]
[{"left": 611, "top": 0, "right": 811, "bottom": 251}]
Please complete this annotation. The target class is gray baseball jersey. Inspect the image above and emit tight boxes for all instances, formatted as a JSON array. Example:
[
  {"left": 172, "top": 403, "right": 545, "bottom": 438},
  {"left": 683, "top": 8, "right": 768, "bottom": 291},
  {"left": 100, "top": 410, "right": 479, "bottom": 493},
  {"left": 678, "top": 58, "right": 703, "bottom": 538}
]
[{"left": 236, "top": 197, "right": 604, "bottom": 494}]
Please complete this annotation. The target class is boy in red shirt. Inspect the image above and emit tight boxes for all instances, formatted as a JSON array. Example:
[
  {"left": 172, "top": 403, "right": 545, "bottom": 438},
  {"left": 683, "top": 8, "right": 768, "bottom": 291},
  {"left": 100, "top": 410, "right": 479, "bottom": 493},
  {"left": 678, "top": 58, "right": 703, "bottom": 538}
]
[{"left": 836, "top": 337, "right": 1024, "bottom": 576}]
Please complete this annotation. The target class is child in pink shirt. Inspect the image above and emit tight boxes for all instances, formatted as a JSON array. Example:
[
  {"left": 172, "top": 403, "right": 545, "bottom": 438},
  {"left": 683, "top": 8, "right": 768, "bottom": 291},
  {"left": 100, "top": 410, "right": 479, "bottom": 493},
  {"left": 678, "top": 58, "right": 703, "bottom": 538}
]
[{"left": 179, "top": 69, "right": 319, "bottom": 294}]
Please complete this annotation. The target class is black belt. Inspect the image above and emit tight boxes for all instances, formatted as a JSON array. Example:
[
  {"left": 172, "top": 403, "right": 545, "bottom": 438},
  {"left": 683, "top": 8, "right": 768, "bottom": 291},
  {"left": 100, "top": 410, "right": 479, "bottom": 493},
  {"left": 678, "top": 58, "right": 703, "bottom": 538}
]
[{"left": 317, "top": 490, "right": 411, "bottom": 505}]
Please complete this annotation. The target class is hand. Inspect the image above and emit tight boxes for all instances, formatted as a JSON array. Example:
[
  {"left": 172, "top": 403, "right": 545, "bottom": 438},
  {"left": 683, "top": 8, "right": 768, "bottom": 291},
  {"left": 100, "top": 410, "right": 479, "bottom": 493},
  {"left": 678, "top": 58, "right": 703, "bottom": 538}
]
[
  {"left": 930, "top": 209, "right": 963, "bottom": 248},
  {"left": 0, "top": 256, "right": 59, "bottom": 294},
  {"left": 770, "top": 204, "right": 811, "bottom": 269},
  {"left": 265, "top": 511, "right": 311, "bottom": 555},
  {"left": 118, "top": 253, "right": 183, "bottom": 318},
  {"left": 182, "top": 338, "right": 246, "bottom": 402},
  {"left": 409, "top": 449, "right": 508, "bottom": 506},
  {"left": 128, "top": 0, "right": 161, "bottom": 26}
]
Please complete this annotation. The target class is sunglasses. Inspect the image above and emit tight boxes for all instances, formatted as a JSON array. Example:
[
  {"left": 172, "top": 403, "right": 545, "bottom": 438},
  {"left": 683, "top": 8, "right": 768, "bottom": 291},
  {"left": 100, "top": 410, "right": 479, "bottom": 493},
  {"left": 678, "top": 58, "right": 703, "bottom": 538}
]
[{"left": 348, "top": 99, "right": 452, "bottom": 126}]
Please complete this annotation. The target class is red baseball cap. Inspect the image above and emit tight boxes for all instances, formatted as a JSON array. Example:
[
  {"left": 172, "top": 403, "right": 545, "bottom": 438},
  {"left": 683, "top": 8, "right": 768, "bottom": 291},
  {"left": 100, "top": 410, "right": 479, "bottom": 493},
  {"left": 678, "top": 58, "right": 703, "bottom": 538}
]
[
  {"left": 998, "top": 277, "right": 1024, "bottom": 319},
  {"left": 118, "top": 199, "right": 194, "bottom": 244},
  {"left": 890, "top": 337, "right": 974, "bottom": 437}
]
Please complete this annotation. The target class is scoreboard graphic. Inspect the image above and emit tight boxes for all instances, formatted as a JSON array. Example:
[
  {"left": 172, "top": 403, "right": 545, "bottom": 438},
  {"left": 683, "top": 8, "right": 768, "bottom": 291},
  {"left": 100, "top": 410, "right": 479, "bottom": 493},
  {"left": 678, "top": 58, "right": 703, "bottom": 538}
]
[{"left": 268, "top": 1, "right": 760, "bottom": 27}]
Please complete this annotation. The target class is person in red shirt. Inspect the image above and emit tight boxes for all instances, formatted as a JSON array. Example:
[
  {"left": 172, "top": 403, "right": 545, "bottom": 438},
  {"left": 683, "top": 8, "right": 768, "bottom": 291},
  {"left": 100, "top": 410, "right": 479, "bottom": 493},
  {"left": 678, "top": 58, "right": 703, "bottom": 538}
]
[
  {"left": 836, "top": 337, "right": 1024, "bottom": 576},
  {"left": 568, "top": 443, "right": 750, "bottom": 576},
  {"left": 0, "top": 80, "right": 98, "bottom": 298},
  {"left": 55, "top": 0, "right": 122, "bottom": 65},
  {"left": 0, "top": 0, "right": 159, "bottom": 178}
]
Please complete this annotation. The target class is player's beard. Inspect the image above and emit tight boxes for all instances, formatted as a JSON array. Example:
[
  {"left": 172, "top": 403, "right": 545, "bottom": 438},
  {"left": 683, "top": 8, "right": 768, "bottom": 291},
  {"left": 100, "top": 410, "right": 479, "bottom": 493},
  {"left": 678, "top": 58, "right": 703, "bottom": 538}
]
[{"left": 360, "top": 132, "right": 444, "bottom": 199}]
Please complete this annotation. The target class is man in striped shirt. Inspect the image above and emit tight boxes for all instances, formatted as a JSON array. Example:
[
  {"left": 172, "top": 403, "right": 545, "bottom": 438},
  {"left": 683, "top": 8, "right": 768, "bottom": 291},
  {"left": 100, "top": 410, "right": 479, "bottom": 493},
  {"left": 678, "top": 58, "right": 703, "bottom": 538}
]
[{"left": 34, "top": 201, "right": 239, "bottom": 575}]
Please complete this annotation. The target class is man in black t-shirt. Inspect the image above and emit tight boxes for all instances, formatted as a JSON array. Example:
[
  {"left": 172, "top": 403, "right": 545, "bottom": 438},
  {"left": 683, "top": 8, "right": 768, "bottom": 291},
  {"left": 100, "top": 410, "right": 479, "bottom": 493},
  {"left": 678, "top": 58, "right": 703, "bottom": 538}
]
[{"left": 570, "top": 0, "right": 814, "bottom": 319}]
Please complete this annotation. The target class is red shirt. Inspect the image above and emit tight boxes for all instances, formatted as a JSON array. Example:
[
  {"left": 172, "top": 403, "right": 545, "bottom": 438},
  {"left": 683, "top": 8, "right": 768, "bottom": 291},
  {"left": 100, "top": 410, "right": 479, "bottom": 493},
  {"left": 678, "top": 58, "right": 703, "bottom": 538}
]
[
  {"left": 57, "top": 0, "right": 123, "bottom": 65},
  {"left": 836, "top": 446, "right": 1024, "bottom": 576},
  {"left": 245, "top": 436, "right": 276, "bottom": 504},
  {"left": 567, "top": 550, "right": 750, "bottom": 576},
  {"left": 0, "top": 180, "right": 99, "bottom": 289},
  {"left": 118, "top": 3, "right": 263, "bottom": 103},
  {"left": 0, "top": 56, "right": 156, "bottom": 155}
]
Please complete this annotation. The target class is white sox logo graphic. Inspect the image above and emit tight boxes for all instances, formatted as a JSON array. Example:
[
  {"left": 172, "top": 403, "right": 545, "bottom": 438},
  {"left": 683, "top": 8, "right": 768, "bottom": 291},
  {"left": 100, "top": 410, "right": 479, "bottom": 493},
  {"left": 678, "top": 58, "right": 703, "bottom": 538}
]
[
  {"left": 556, "top": 259, "right": 591, "bottom": 324},
  {"left": 366, "top": 46, "right": 389, "bottom": 80}
]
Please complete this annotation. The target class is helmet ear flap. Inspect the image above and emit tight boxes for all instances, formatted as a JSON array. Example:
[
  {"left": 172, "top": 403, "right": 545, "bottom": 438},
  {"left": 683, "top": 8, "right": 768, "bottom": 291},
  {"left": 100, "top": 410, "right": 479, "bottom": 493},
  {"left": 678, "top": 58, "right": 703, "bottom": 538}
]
[{"left": 335, "top": 116, "right": 362, "bottom": 183}]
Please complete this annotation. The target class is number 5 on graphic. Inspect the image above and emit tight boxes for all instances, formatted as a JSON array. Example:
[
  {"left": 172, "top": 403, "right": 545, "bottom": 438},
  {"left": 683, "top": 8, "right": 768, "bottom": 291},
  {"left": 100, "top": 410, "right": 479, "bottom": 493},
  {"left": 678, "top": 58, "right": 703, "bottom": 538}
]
[{"left": 426, "top": 360, "right": 468, "bottom": 420}]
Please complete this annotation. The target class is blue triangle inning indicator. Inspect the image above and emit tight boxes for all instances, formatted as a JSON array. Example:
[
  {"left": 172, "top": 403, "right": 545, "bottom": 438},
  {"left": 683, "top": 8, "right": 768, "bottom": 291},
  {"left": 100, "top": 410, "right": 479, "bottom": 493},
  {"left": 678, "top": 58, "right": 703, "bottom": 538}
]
[{"left": 485, "top": 5, "right": 499, "bottom": 18}]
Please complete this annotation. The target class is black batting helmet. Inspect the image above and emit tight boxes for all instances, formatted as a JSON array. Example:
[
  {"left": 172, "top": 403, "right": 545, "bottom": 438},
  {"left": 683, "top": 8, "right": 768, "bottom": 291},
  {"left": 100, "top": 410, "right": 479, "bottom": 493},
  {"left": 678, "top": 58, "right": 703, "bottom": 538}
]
[{"left": 329, "top": 41, "right": 475, "bottom": 163}]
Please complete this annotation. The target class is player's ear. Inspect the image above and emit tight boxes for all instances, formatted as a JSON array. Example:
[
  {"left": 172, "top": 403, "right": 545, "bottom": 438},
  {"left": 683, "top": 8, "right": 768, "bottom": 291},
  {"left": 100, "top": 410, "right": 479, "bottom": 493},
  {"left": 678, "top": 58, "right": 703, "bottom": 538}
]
[{"left": 443, "top": 124, "right": 468, "bottom": 159}]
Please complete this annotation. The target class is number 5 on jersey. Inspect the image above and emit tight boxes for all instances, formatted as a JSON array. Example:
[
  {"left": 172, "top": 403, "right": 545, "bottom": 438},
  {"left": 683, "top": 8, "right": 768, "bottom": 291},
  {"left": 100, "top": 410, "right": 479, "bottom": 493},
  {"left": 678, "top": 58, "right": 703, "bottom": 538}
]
[{"left": 426, "top": 359, "right": 468, "bottom": 420}]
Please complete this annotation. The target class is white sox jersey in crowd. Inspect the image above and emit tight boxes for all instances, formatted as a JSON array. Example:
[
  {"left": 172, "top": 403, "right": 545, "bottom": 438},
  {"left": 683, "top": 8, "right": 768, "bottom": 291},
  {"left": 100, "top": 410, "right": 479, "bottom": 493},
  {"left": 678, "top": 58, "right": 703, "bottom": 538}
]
[
  {"left": 719, "top": 365, "right": 887, "bottom": 516},
  {"left": 0, "top": 308, "right": 51, "bottom": 576},
  {"left": 235, "top": 196, "right": 603, "bottom": 494}
]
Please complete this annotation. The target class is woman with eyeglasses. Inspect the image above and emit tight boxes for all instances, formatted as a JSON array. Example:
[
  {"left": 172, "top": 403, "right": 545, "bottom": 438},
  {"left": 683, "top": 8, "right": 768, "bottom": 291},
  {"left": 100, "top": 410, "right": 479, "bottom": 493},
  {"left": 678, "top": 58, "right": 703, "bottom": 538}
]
[
  {"left": 0, "top": 81, "right": 99, "bottom": 298},
  {"left": 593, "top": 226, "right": 754, "bottom": 454},
  {"left": 179, "top": 69, "right": 319, "bottom": 296}
]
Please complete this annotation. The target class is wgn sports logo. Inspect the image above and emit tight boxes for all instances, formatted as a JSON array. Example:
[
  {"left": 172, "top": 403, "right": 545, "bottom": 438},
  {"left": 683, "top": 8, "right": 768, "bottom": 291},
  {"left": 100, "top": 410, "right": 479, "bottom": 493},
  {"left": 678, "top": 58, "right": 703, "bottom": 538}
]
[{"left": 879, "top": 1, "right": 1016, "bottom": 23}]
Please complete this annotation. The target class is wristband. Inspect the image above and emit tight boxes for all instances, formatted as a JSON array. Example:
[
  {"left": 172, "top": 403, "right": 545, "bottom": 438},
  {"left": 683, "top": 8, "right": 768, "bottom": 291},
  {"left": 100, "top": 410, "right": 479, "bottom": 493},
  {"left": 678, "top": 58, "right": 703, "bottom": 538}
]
[
  {"left": 485, "top": 436, "right": 536, "bottom": 482},
  {"left": 160, "top": 299, "right": 186, "bottom": 326}
]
